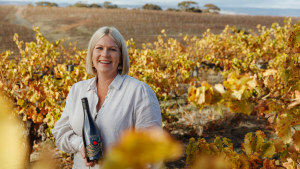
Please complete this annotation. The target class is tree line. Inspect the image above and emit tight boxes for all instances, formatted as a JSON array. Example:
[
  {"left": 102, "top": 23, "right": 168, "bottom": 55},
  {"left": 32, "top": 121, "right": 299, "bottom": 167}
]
[{"left": 32, "top": 1, "right": 221, "bottom": 14}]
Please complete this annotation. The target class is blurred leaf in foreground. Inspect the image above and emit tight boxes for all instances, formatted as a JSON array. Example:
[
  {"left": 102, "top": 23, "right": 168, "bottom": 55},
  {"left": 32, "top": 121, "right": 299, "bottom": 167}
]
[
  {"left": 191, "top": 155, "right": 232, "bottom": 169},
  {"left": 102, "top": 127, "right": 183, "bottom": 169},
  {"left": 0, "top": 95, "right": 28, "bottom": 169},
  {"left": 31, "top": 139, "right": 60, "bottom": 169}
]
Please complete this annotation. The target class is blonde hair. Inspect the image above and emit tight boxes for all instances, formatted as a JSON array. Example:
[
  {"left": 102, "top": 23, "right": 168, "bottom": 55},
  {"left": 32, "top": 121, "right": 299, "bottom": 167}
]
[{"left": 86, "top": 26, "right": 130, "bottom": 76}]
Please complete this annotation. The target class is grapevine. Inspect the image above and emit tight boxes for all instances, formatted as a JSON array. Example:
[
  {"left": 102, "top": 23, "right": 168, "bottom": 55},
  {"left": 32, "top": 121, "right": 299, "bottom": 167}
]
[{"left": 0, "top": 17, "right": 299, "bottom": 168}]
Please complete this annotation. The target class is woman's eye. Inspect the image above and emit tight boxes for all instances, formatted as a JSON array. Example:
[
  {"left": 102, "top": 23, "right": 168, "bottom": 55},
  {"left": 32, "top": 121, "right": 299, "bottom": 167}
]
[
  {"left": 97, "top": 47, "right": 103, "bottom": 50},
  {"left": 111, "top": 48, "right": 117, "bottom": 51}
]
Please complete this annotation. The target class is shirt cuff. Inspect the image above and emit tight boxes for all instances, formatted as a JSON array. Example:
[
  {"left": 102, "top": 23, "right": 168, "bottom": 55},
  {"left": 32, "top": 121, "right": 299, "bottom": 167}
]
[{"left": 70, "top": 135, "right": 83, "bottom": 152}]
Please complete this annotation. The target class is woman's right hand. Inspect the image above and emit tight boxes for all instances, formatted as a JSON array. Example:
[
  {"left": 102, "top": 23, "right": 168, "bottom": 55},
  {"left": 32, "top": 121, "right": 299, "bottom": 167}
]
[{"left": 80, "top": 145, "right": 97, "bottom": 167}]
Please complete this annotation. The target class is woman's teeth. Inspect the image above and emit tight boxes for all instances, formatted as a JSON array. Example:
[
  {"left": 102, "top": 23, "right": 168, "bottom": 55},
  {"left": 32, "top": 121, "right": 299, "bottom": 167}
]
[{"left": 99, "top": 61, "right": 112, "bottom": 64}]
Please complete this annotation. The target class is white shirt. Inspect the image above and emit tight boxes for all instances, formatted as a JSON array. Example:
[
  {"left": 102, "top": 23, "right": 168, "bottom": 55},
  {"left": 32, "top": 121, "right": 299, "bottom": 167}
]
[{"left": 52, "top": 74, "right": 162, "bottom": 169}]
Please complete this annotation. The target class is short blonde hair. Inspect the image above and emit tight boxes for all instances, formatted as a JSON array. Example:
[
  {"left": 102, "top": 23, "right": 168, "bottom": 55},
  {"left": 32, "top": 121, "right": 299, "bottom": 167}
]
[{"left": 86, "top": 26, "right": 130, "bottom": 76}]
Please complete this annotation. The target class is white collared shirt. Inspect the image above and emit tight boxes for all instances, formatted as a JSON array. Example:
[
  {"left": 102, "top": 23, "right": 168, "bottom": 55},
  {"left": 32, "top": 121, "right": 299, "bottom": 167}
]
[{"left": 52, "top": 74, "right": 162, "bottom": 169}]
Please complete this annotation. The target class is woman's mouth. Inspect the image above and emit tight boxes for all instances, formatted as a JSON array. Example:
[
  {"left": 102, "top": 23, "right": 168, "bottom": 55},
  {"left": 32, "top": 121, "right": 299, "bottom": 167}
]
[{"left": 99, "top": 60, "right": 112, "bottom": 64}]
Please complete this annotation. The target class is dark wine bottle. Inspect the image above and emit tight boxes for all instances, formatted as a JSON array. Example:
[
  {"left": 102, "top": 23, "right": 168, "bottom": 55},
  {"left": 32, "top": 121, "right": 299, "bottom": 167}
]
[{"left": 81, "top": 97, "right": 103, "bottom": 162}]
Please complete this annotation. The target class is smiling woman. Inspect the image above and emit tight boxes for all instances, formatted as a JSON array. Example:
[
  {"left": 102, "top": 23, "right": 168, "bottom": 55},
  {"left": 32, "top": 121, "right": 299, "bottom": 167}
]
[
  {"left": 52, "top": 26, "right": 162, "bottom": 169},
  {"left": 92, "top": 35, "right": 121, "bottom": 82},
  {"left": 86, "top": 27, "right": 130, "bottom": 77}
]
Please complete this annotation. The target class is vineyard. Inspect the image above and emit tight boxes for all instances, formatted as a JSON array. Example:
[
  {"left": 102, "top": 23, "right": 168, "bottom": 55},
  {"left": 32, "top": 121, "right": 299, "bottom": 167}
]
[
  {"left": 1, "top": 5, "right": 297, "bottom": 54},
  {"left": 0, "top": 14, "right": 299, "bottom": 169}
]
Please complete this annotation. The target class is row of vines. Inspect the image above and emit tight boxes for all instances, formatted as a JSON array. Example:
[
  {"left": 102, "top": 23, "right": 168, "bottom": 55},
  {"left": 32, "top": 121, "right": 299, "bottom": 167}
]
[{"left": 0, "top": 18, "right": 299, "bottom": 168}]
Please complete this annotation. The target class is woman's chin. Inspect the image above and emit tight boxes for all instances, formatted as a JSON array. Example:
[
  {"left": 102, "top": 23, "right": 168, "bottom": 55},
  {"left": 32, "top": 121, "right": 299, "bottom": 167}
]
[{"left": 97, "top": 70, "right": 118, "bottom": 77}]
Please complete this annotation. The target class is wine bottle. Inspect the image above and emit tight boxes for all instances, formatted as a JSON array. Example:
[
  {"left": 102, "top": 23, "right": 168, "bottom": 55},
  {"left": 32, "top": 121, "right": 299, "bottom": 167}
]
[{"left": 81, "top": 97, "right": 103, "bottom": 162}]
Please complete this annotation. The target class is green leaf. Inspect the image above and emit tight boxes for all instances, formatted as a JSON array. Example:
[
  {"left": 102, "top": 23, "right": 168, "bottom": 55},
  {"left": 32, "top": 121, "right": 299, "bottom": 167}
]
[
  {"left": 260, "top": 142, "right": 275, "bottom": 158},
  {"left": 255, "top": 130, "right": 265, "bottom": 152},
  {"left": 213, "top": 103, "right": 223, "bottom": 116},
  {"left": 214, "top": 137, "right": 222, "bottom": 150},
  {"left": 17, "top": 99, "right": 25, "bottom": 107},
  {"left": 243, "top": 132, "right": 253, "bottom": 156},
  {"left": 222, "top": 138, "right": 233, "bottom": 148}
]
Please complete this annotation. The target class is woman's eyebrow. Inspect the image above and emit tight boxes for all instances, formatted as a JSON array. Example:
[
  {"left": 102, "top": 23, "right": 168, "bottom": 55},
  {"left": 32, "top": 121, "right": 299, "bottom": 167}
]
[{"left": 95, "top": 44, "right": 118, "bottom": 48}]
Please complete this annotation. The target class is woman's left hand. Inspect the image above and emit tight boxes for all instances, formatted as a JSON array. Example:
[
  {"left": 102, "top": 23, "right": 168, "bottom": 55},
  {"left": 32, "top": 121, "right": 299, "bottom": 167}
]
[{"left": 80, "top": 145, "right": 98, "bottom": 167}]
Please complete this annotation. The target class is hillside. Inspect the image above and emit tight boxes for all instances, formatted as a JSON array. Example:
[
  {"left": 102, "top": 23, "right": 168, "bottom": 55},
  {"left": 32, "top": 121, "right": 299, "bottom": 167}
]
[{"left": 0, "top": 5, "right": 299, "bottom": 53}]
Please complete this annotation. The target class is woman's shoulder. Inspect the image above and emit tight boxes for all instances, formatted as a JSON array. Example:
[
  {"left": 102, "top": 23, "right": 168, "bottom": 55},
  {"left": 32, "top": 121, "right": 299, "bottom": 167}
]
[
  {"left": 123, "top": 75, "right": 154, "bottom": 93},
  {"left": 123, "top": 75, "right": 159, "bottom": 105},
  {"left": 123, "top": 75, "right": 149, "bottom": 88},
  {"left": 70, "top": 77, "right": 96, "bottom": 91}
]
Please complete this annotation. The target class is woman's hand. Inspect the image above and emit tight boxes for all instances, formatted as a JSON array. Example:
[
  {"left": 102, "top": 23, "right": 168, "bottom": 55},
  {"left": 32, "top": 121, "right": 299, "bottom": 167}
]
[{"left": 80, "top": 145, "right": 98, "bottom": 167}]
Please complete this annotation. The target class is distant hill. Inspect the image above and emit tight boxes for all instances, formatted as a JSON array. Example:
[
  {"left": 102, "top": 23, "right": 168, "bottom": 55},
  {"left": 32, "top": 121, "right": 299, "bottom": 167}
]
[{"left": 0, "top": 5, "right": 299, "bottom": 54}]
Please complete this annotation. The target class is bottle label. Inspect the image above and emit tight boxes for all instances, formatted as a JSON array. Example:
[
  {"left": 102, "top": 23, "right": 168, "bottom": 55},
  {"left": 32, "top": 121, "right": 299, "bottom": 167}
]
[{"left": 86, "top": 141, "right": 102, "bottom": 158}]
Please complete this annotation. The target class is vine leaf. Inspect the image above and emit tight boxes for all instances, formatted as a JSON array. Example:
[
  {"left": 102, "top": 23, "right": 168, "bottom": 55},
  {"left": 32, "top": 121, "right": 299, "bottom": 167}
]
[{"left": 260, "top": 142, "right": 275, "bottom": 158}]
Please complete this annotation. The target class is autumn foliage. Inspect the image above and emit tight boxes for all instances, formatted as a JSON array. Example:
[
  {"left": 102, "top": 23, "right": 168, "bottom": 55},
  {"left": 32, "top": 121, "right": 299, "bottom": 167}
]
[{"left": 0, "top": 18, "right": 299, "bottom": 168}]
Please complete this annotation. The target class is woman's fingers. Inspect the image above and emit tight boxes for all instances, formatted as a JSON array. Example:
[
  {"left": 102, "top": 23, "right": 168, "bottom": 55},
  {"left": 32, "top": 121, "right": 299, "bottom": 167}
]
[
  {"left": 90, "top": 161, "right": 96, "bottom": 167},
  {"left": 80, "top": 145, "right": 86, "bottom": 158},
  {"left": 81, "top": 146, "right": 98, "bottom": 167},
  {"left": 85, "top": 160, "right": 97, "bottom": 167}
]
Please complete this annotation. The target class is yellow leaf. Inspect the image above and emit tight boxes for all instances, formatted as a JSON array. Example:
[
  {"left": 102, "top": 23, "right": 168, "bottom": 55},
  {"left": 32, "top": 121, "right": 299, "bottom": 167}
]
[
  {"left": 246, "top": 78, "right": 257, "bottom": 89},
  {"left": 213, "top": 103, "right": 223, "bottom": 116},
  {"left": 282, "top": 158, "right": 297, "bottom": 169},
  {"left": 242, "top": 132, "right": 253, "bottom": 156},
  {"left": 197, "top": 87, "right": 206, "bottom": 105},
  {"left": 17, "top": 99, "right": 25, "bottom": 107},
  {"left": 275, "top": 114, "right": 292, "bottom": 144},
  {"left": 102, "top": 128, "right": 183, "bottom": 169},
  {"left": 231, "top": 86, "right": 246, "bottom": 100},
  {"left": 213, "top": 84, "right": 225, "bottom": 95},
  {"left": 255, "top": 130, "right": 265, "bottom": 151},
  {"left": 188, "top": 86, "right": 197, "bottom": 102},
  {"left": 227, "top": 100, "right": 253, "bottom": 115},
  {"left": 0, "top": 95, "right": 28, "bottom": 169}
]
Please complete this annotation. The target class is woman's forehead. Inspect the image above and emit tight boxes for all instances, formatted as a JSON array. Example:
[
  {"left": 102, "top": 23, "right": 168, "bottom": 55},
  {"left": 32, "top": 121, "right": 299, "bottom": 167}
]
[{"left": 95, "top": 35, "right": 118, "bottom": 47}]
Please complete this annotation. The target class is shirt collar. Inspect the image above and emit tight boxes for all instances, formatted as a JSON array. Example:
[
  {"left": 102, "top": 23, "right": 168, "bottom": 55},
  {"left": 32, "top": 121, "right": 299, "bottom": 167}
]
[
  {"left": 109, "top": 74, "right": 125, "bottom": 90},
  {"left": 87, "top": 77, "right": 97, "bottom": 92},
  {"left": 87, "top": 74, "right": 125, "bottom": 92}
]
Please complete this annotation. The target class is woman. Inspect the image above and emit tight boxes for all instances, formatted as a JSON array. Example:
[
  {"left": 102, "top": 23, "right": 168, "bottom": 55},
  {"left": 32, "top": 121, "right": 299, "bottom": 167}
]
[{"left": 52, "top": 26, "right": 162, "bottom": 169}]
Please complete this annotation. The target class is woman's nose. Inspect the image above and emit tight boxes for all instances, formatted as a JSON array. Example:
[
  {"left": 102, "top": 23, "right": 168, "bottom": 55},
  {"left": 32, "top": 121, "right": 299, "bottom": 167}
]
[{"left": 101, "top": 48, "right": 110, "bottom": 57}]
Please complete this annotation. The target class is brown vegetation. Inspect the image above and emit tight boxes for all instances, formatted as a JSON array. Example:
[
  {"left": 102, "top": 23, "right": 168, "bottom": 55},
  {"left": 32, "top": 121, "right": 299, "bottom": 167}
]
[
  {"left": 0, "top": 5, "right": 299, "bottom": 53},
  {"left": 0, "top": 5, "right": 35, "bottom": 54}
]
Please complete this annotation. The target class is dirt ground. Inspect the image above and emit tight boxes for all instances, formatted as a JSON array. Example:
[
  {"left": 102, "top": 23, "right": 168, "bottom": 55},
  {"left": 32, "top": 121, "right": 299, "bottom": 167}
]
[{"left": 29, "top": 110, "right": 273, "bottom": 169}]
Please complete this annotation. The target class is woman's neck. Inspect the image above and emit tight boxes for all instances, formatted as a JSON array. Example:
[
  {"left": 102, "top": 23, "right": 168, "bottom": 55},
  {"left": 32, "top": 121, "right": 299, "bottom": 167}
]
[{"left": 96, "top": 72, "right": 118, "bottom": 90}]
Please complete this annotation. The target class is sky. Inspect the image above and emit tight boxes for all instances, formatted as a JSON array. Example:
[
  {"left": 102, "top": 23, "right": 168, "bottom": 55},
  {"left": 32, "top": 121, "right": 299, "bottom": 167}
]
[{"left": 1, "top": 0, "right": 300, "bottom": 9}]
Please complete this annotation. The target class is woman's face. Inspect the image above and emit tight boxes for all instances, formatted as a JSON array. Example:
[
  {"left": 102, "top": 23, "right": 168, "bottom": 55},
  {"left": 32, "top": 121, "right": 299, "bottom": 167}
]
[{"left": 92, "top": 35, "right": 121, "bottom": 77}]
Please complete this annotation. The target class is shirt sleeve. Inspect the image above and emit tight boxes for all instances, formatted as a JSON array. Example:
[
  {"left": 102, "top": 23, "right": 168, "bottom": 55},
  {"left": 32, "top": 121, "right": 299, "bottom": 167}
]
[
  {"left": 52, "top": 85, "right": 83, "bottom": 154},
  {"left": 134, "top": 83, "right": 162, "bottom": 129}
]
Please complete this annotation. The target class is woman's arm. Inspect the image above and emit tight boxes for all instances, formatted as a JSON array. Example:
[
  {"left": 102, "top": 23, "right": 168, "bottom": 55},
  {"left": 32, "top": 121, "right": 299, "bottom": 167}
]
[
  {"left": 134, "top": 83, "right": 163, "bottom": 169},
  {"left": 134, "top": 83, "right": 162, "bottom": 129},
  {"left": 52, "top": 86, "right": 83, "bottom": 154}
]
